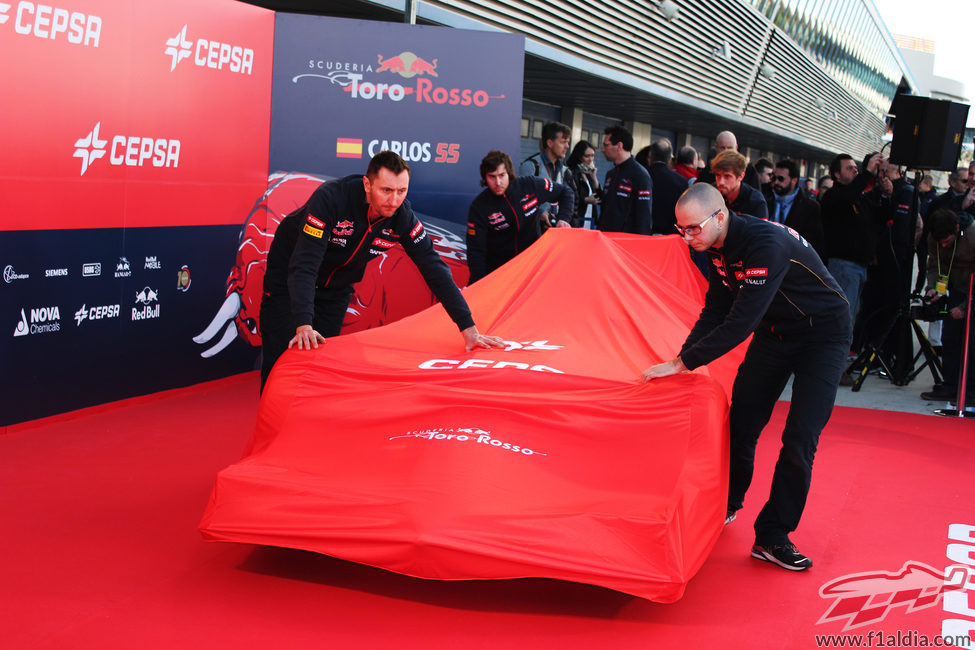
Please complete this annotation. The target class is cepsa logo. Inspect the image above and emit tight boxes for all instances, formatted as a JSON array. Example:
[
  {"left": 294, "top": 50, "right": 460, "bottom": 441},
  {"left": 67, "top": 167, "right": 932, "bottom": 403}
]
[
  {"left": 0, "top": 2, "right": 102, "bottom": 47},
  {"left": 164, "top": 24, "right": 254, "bottom": 75},
  {"left": 419, "top": 340, "right": 565, "bottom": 373},
  {"left": 297, "top": 51, "right": 504, "bottom": 109},
  {"left": 73, "top": 122, "right": 180, "bottom": 177}
]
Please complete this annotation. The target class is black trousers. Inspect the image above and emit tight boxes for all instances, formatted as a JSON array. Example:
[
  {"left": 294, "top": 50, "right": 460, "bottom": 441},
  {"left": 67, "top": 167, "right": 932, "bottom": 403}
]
[
  {"left": 939, "top": 290, "right": 974, "bottom": 394},
  {"left": 258, "top": 286, "right": 354, "bottom": 391},
  {"left": 727, "top": 326, "right": 850, "bottom": 546}
]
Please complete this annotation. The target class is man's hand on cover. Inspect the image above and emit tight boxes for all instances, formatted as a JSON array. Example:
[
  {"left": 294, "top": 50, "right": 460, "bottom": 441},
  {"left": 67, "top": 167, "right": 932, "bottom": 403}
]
[
  {"left": 289, "top": 325, "right": 327, "bottom": 350},
  {"left": 641, "top": 357, "right": 687, "bottom": 382},
  {"left": 462, "top": 326, "right": 505, "bottom": 351}
]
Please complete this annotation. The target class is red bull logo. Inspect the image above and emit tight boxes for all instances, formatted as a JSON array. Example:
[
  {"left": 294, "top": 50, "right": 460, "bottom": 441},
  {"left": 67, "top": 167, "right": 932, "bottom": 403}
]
[
  {"left": 376, "top": 52, "right": 438, "bottom": 78},
  {"left": 817, "top": 561, "right": 967, "bottom": 631}
]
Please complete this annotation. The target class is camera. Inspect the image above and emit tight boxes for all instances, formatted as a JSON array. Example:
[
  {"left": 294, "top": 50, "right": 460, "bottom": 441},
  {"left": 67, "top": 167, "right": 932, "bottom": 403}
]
[{"left": 910, "top": 294, "right": 948, "bottom": 321}]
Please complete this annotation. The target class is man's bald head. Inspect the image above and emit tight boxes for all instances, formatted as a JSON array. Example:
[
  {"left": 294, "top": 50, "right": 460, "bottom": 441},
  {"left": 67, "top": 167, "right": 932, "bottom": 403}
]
[
  {"left": 715, "top": 131, "right": 738, "bottom": 152},
  {"left": 675, "top": 182, "right": 728, "bottom": 251},
  {"left": 678, "top": 181, "right": 725, "bottom": 216}
]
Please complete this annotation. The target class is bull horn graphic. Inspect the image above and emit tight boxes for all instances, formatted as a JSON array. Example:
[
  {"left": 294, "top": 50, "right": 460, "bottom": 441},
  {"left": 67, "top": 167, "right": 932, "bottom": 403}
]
[{"left": 193, "top": 292, "right": 241, "bottom": 357}]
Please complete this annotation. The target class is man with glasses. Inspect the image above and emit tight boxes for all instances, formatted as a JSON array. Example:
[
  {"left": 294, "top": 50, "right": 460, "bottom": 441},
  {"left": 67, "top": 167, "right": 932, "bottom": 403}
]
[
  {"left": 642, "top": 182, "right": 850, "bottom": 572},
  {"left": 598, "top": 125, "right": 653, "bottom": 234}
]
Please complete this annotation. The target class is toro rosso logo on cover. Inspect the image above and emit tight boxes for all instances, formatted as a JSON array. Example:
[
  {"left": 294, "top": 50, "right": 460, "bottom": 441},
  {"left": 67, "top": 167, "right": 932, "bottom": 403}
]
[
  {"left": 164, "top": 24, "right": 254, "bottom": 74},
  {"left": 389, "top": 426, "right": 548, "bottom": 457},
  {"left": 73, "top": 122, "right": 180, "bottom": 176}
]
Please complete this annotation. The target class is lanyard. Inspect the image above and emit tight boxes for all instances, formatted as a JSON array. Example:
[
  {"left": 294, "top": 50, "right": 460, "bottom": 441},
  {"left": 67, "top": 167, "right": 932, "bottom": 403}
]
[{"left": 937, "top": 237, "right": 956, "bottom": 291}]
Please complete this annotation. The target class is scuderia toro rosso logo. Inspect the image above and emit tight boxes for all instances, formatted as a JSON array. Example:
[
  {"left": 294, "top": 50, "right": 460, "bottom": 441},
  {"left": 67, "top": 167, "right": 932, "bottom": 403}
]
[{"left": 296, "top": 51, "right": 505, "bottom": 108}]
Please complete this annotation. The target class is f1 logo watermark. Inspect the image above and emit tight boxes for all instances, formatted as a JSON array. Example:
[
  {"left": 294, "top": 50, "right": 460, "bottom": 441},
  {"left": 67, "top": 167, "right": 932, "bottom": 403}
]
[{"left": 818, "top": 561, "right": 967, "bottom": 631}]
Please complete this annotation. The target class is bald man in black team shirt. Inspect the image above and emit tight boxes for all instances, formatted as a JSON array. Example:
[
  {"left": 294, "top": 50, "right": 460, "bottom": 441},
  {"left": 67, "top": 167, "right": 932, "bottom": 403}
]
[{"left": 642, "top": 183, "right": 850, "bottom": 572}]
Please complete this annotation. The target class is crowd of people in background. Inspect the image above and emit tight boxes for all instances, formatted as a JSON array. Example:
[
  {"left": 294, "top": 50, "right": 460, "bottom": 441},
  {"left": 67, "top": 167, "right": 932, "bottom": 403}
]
[{"left": 480, "top": 120, "right": 975, "bottom": 405}]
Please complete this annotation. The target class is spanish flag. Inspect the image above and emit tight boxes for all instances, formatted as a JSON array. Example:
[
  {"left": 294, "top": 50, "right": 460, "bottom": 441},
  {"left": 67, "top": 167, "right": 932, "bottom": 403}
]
[{"left": 336, "top": 138, "right": 363, "bottom": 159}]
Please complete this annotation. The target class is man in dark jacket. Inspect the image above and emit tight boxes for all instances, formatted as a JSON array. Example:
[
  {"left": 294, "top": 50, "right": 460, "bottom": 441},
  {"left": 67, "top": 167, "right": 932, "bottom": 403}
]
[
  {"left": 642, "top": 182, "right": 850, "bottom": 572},
  {"left": 467, "top": 150, "right": 574, "bottom": 283},
  {"left": 767, "top": 159, "right": 824, "bottom": 257},
  {"left": 260, "top": 151, "right": 503, "bottom": 389},
  {"left": 598, "top": 125, "right": 653, "bottom": 234},
  {"left": 820, "top": 152, "right": 886, "bottom": 327},
  {"left": 643, "top": 138, "right": 689, "bottom": 235}
]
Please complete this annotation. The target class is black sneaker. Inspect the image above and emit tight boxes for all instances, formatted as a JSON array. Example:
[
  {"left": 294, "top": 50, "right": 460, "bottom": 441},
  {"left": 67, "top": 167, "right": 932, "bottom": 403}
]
[
  {"left": 921, "top": 388, "right": 956, "bottom": 401},
  {"left": 751, "top": 543, "right": 812, "bottom": 571},
  {"left": 724, "top": 508, "right": 738, "bottom": 525}
]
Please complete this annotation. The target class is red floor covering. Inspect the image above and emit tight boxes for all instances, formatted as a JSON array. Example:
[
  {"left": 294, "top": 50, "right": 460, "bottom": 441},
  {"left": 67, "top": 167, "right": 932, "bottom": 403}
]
[{"left": 2, "top": 371, "right": 973, "bottom": 650}]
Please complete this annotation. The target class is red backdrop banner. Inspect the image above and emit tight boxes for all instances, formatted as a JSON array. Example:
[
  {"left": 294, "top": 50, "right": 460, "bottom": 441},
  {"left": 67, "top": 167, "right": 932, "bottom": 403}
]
[{"left": 0, "top": 0, "right": 273, "bottom": 230}]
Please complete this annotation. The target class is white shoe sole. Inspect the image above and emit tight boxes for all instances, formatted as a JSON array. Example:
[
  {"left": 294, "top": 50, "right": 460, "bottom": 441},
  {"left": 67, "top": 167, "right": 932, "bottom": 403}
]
[{"left": 750, "top": 547, "right": 812, "bottom": 571}]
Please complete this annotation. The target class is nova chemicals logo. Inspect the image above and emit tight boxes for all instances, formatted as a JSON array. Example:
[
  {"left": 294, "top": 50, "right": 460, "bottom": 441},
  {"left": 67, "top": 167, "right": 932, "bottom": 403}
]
[
  {"left": 165, "top": 24, "right": 253, "bottom": 74},
  {"left": 73, "top": 122, "right": 181, "bottom": 176},
  {"left": 13, "top": 306, "right": 61, "bottom": 337},
  {"left": 0, "top": 2, "right": 102, "bottom": 47}
]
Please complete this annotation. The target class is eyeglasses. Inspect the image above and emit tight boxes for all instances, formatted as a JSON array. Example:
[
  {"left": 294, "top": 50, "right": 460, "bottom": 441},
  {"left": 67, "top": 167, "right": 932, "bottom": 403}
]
[
  {"left": 675, "top": 209, "right": 721, "bottom": 237},
  {"left": 774, "top": 175, "right": 789, "bottom": 182}
]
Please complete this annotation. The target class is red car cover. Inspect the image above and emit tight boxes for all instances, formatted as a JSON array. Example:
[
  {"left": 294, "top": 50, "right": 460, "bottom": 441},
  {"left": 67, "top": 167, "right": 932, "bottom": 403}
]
[{"left": 199, "top": 230, "right": 748, "bottom": 602}]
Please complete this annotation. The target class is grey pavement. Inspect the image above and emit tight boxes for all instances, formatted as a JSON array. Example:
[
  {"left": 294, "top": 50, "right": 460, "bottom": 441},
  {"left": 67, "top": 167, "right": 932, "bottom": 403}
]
[{"left": 781, "top": 364, "right": 974, "bottom": 418}]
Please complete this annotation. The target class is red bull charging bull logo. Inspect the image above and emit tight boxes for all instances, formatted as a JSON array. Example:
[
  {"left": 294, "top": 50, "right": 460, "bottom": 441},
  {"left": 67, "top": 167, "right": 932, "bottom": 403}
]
[{"left": 376, "top": 51, "right": 438, "bottom": 78}]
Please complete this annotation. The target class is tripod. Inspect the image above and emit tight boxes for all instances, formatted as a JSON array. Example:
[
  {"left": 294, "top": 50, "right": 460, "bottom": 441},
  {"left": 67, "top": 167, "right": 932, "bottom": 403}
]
[{"left": 847, "top": 299, "right": 943, "bottom": 390}]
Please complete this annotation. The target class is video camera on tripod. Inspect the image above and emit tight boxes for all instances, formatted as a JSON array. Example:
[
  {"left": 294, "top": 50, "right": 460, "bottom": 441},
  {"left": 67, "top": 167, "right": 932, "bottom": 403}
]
[{"left": 909, "top": 293, "right": 949, "bottom": 322}]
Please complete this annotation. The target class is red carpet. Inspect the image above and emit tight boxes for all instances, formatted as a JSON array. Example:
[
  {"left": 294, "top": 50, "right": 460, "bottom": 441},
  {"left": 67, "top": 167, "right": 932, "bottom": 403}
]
[{"left": 2, "top": 371, "right": 973, "bottom": 649}]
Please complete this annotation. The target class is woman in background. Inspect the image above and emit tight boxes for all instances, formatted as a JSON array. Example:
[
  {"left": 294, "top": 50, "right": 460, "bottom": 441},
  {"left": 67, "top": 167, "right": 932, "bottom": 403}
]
[{"left": 567, "top": 140, "right": 601, "bottom": 229}]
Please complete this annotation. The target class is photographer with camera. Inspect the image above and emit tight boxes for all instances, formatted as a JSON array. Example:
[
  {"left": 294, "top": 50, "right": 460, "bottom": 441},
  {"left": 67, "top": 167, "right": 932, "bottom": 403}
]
[{"left": 919, "top": 208, "right": 975, "bottom": 403}]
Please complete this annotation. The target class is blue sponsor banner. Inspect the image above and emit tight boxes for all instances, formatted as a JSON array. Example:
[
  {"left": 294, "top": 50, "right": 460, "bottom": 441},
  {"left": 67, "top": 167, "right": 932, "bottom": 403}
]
[
  {"left": 269, "top": 14, "right": 524, "bottom": 224},
  {"left": 0, "top": 226, "right": 257, "bottom": 426}
]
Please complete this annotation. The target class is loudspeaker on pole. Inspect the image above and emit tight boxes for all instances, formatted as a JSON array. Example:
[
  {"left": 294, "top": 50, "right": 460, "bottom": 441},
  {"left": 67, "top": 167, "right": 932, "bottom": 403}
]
[{"left": 889, "top": 96, "right": 969, "bottom": 171}]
